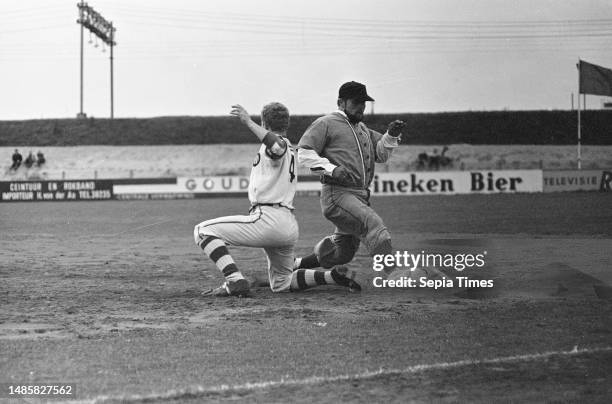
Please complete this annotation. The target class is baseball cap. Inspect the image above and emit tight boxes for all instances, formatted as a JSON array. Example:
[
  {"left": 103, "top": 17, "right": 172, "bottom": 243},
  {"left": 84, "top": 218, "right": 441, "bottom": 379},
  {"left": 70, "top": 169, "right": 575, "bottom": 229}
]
[{"left": 338, "top": 81, "right": 375, "bottom": 102}]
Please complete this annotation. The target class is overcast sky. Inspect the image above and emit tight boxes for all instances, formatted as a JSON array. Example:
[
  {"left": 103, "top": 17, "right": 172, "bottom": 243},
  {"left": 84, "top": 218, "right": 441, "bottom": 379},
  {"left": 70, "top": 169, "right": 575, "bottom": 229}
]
[{"left": 1, "top": 0, "right": 612, "bottom": 119}]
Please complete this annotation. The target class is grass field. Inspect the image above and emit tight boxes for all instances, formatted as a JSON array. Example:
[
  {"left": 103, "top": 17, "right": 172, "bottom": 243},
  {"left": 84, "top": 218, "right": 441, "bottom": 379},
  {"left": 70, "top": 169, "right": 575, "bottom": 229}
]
[{"left": 1, "top": 193, "right": 612, "bottom": 403}]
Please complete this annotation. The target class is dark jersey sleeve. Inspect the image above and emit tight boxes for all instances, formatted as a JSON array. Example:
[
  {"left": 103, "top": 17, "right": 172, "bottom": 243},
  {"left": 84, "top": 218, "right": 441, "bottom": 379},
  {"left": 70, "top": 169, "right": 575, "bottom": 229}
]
[{"left": 263, "top": 132, "right": 288, "bottom": 160}]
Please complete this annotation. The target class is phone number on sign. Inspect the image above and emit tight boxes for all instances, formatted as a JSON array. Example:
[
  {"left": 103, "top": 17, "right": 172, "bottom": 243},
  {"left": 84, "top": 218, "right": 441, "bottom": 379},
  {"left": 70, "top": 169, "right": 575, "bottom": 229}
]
[{"left": 1, "top": 384, "right": 75, "bottom": 397}]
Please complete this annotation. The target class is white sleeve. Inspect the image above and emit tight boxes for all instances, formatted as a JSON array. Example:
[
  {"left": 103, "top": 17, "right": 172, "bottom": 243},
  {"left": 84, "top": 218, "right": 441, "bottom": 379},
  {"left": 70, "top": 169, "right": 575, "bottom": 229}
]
[
  {"left": 375, "top": 132, "right": 400, "bottom": 163},
  {"left": 298, "top": 148, "right": 337, "bottom": 176}
]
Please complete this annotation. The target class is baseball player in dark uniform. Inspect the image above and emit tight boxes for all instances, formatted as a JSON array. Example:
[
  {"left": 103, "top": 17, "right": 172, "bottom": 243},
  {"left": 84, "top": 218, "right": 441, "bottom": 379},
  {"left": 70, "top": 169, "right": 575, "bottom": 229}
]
[{"left": 295, "top": 81, "right": 404, "bottom": 276}]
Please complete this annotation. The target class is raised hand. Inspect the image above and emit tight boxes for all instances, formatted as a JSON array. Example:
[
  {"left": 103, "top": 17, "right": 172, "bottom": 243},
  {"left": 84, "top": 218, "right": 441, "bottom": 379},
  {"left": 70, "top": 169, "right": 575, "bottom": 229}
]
[
  {"left": 230, "top": 104, "right": 252, "bottom": 125},
  {"left": 387, "top": 120, "right": 405, "bottom": 138}
]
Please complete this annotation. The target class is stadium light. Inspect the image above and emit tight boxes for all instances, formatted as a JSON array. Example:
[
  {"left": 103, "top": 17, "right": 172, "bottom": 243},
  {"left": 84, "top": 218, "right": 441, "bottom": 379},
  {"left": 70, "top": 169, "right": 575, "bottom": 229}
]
[{"left": 76, "top": 1, "right": 117, "bottom": 119}]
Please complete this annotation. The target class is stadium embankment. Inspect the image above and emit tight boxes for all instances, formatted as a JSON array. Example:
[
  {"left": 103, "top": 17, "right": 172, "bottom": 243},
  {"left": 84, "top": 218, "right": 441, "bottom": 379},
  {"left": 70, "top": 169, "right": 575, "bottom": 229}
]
[{"left": 2, "top": 144, "right": 612, "bottom": 182}]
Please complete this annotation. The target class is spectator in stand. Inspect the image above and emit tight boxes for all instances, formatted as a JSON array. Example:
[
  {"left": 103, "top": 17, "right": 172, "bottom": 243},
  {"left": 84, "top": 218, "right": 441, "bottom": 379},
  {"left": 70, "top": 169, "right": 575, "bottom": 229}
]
[
  {"left": 10, "top": 149, "right": 23, "bottom": 170},
  {"left": 36, "top": 150, "right": 46, "bottom": 166},
  {"left": 24, "top": 151, "right": 36, "bottom": 168}
]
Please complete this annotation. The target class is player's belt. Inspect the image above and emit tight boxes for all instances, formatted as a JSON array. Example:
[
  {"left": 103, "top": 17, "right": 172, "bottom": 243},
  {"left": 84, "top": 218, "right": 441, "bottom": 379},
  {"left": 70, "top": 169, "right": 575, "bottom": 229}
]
[{"left": 249, "top": 203, "right": 290, "bottom": 212}]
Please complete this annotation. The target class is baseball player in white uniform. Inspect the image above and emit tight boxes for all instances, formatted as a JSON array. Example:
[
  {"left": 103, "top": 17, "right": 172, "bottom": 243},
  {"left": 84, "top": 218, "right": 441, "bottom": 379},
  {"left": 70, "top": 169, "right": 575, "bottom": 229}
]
[{"left": 193, "top": 103, "right": 361, "bottom": 297}]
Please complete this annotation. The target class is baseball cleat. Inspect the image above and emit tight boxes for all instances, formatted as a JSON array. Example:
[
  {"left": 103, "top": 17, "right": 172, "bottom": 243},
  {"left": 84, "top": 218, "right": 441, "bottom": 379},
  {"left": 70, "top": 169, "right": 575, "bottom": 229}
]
[
  {"left": 332, "top": 265, "right": 362, "bottom": 292},
  {"left": 203, "top": 279, "right": 251, "bottom": 297}
]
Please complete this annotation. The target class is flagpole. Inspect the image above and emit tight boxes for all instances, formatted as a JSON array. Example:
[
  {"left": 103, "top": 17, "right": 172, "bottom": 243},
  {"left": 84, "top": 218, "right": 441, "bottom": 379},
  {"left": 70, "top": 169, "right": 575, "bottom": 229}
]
[{"left": 577, "top": 60, "right": 582, "bottom": 170}]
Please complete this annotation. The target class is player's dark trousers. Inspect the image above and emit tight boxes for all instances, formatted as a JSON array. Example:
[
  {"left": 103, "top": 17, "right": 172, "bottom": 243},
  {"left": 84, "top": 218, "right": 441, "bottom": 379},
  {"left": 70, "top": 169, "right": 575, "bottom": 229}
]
[{"left": 315, "top": 184, "right": 392, "bottom": 268}]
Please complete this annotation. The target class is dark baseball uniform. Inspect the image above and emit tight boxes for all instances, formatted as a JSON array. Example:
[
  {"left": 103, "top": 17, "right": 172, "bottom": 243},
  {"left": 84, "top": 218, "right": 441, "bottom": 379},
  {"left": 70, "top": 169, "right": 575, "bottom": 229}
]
[{"left": 298, "top": 110, "right": 399, "bottom": 267}]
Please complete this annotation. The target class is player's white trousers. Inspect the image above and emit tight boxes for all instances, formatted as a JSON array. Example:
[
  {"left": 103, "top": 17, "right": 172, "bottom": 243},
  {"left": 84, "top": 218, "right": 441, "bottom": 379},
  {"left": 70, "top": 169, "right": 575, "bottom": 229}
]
[{"left": 193, "top": 205, "right": 298, "bottom": 292}]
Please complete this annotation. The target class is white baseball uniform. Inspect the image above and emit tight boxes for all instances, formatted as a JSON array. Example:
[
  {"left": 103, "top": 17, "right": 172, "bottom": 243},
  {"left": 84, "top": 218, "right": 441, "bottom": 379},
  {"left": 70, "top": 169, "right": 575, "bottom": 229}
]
[{"left": 193, "top": 135, "right": 298, "bottom": 292}]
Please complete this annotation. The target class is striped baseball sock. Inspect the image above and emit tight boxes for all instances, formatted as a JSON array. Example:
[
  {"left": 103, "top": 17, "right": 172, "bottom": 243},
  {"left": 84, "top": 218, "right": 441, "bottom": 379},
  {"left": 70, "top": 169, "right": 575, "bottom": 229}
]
[
  {"left": 199, "top": 236, "right": 244, "bottom": 282},
  {"left": 290, "top": 268, "right": 349, "bottom": 291}
]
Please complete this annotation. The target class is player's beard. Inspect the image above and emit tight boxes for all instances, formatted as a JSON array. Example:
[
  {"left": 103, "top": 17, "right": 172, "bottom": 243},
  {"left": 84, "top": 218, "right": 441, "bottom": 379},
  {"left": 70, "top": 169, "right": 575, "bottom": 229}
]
[{"left": 345, "top": 110, "right": 363, "bottom": 124}]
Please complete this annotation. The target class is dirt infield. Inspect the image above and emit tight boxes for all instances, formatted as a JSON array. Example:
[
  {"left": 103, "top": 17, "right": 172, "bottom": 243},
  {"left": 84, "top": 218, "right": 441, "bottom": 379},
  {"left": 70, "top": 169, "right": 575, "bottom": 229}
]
[{"left": 1, "top": 193, "right": 612, "bottom": 402}]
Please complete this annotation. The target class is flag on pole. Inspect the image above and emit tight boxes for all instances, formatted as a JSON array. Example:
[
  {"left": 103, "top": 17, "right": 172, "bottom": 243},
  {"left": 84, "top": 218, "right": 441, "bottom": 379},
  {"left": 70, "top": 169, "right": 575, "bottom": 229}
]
[{"left": 579, "top": 60, "right": 612, "bottom": 96}]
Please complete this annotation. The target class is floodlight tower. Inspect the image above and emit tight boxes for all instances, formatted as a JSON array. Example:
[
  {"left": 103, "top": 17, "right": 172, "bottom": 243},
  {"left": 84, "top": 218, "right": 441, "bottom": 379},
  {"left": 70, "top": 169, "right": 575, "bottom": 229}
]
[{"left": 77, "top": 1, "right": 117, "bottom": 119}]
